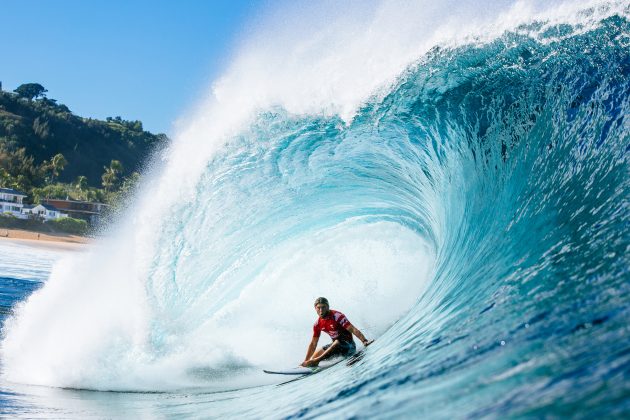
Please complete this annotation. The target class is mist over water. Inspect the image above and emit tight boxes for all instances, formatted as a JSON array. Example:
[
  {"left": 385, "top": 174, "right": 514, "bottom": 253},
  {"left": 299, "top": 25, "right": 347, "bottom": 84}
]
[{"left": 1, "top": 0, "right": 628, "bottom": 417}]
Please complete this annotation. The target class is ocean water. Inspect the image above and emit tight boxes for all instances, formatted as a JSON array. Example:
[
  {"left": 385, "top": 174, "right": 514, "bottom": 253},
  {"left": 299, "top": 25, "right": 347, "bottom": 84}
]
[{"left": 1, "top": 1, "right": 629, "bottom": 418}]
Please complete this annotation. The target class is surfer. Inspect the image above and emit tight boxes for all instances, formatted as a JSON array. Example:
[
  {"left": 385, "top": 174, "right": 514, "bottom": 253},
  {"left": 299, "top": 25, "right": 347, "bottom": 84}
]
[{"left": 301, "top": 297, "right": 373, "bottom": 367}]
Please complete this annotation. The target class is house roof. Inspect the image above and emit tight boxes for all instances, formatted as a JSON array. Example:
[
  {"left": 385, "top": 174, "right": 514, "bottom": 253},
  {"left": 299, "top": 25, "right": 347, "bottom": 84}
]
[
  {"left": 38, "top": 203, "right": 60, "bottom": 211},
  {"left": 0, "top": 187, "right": 27, "bottom": 196},
  {"left": 44, "top": 198, "right": 108, "bottom": 207}
]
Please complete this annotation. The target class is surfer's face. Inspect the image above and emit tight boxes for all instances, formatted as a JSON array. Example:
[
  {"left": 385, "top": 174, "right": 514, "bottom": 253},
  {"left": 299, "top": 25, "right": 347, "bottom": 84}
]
[{"left": 315, "top": 303, "right": 329, "bottom": 318}]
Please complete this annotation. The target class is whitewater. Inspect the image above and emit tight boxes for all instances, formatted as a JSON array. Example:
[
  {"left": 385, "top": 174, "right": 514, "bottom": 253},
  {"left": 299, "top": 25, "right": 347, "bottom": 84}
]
[{"left": 0, "top": 0, "right": 628, "bottom": 417}]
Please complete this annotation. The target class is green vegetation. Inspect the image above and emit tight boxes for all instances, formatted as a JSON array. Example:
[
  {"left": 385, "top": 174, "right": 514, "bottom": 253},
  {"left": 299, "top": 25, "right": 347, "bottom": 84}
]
[
  {"left": 14, "top": 83, "right": 47, "bottom": 101},
  {"left": 0, "top": 213, "right": 45, "bottom": 231},
  {"left": 0, "top": 213, "right": 88, "bottom": 236},
  {"left": 0, "top": 82, "right": 168, "bottom": 207},
  {"left": 49, "top": 217, "right": 89, "bottom": 235}
]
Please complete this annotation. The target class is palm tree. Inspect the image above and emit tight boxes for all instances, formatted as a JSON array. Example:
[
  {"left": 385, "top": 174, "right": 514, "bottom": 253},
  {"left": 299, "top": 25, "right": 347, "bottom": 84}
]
[
  {"left": 75, "top": 175, "right": 88, "bottom": 200},
  {"left": 50, "top": 153, "right": 67, "bottom": 183},
  {"left": 101, "top": 168, "right": 116, "bottom": 192},
  {"left": 110, "top": 160, "right": 123, "bottom": 174},
  {"left": 101, "top": 160, "right": 123, "bottom": 192}
]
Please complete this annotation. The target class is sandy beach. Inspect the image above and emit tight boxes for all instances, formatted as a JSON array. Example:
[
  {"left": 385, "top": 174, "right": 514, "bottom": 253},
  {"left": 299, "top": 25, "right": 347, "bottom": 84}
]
[{"left": 0, "top": 228, "right": 90, "bottom": 250}]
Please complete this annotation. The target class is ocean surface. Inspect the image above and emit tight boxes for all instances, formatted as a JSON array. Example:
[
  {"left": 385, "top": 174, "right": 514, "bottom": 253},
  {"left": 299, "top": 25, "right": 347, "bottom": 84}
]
[{"left": 1, "top": 1, "right": 629, "bottom": 418}]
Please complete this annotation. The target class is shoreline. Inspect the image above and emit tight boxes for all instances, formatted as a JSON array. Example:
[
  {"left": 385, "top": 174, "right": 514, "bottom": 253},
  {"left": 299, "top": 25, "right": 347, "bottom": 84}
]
[{"left": 0, "top": 228, "right": 91, "bottom": 250}]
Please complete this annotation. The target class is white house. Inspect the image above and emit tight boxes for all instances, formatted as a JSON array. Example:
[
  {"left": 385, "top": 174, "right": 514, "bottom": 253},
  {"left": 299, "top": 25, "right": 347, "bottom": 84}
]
[
  {"left": 0, "top": 187, "right": 27, "bottom": 218},
  {"left": 42, "top": 198, "right": 108, "bottom": 225},
  {"left": 23, "top": 203, "right": 68, "bottom": 221}
]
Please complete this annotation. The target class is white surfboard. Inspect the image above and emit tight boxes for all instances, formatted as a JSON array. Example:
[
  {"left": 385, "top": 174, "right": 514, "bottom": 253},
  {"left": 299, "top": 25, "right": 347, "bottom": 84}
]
[
  {"left": 262, "top": 366, "right": 318, "bottom": 375},
  {"left": 263, "top": 345, "right": 371, "bottom": 377},
  {"left": 263, "top": 355, "right": 351, "bottom": 375}
]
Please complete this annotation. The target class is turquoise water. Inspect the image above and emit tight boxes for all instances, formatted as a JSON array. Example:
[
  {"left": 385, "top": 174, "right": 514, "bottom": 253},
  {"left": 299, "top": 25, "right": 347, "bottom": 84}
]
[{"left": 0, "top": 2, "right": 629, "bottom": 418}]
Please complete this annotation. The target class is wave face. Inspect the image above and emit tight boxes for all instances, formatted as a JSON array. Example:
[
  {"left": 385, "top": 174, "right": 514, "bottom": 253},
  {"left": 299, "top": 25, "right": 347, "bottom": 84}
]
[{"left": 1, "top": 1, "right": 629, "bottom": 417}]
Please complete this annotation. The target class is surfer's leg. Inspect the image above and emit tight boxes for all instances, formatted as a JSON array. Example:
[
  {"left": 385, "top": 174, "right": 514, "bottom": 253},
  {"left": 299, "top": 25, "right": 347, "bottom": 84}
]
[
  {"left": 305, "top": 341, "right": 340, "bottom": 366},
  {"left": 318, "top": 341, "right": 341, "bottom": 362},
  {"left": 338, "top": 340, "right": 356, "bottom": 357},
  {"left": 311, "top": 347, "right": 325, "bottom": 360}
]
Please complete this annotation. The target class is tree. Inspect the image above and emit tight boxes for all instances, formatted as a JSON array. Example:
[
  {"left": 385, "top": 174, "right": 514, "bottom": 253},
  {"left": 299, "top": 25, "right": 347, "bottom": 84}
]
[
  {"left": 39, "top": 98, "right": 58, "bottom": 107},
  {"left": 0, "top": 146, "right": 41, "bottom": 189},
  {"left": 117, "top": 172, "right": 140, "bottom": 197},
  {"left": 75, "top": 175, "right": 89, "bottom": 199},
  {"left": 101, "top": 160, "right": 123, "bottom": 192},
  {"left": 33, "top": 116, "right": 50, "bottom": 139},
  {"left": 101, "top": 168, "right": 116, "bottom": 192},
  {"left": 14, "top": 83, "right": 48, "bottom": 100},
  {"left": 110, "top": 160, "right": 123, "bottom": 174},
  {"left": 75, "top": 175, "right": 88, "bottom": 191},
  {"left": 50, "top": 153, "right": 67, "bottom": 183},
  {"left": 0, "top": 167, "right": 11, "bottom": 187}
]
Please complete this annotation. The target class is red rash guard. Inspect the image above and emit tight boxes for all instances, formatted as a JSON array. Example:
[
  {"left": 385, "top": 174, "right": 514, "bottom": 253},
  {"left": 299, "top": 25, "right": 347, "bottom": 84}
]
[{"left": 313, "top": 309, "right": 354, "bottom": 343}]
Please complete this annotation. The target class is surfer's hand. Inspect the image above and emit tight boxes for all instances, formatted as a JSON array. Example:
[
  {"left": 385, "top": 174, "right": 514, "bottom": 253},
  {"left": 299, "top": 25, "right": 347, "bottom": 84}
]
[{"left": 363, "top": 339, "right": 373, "bottom": 346}]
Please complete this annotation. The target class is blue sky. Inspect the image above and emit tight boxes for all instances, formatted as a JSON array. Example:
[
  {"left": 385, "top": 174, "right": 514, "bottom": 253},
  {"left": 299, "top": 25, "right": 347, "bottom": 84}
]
[{"left": 1, "top": 0, "right": 266, "bottom": 135}]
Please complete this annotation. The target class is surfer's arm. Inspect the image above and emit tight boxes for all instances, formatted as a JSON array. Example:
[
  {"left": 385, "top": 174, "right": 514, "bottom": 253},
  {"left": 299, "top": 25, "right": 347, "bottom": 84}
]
[
  {"left": 303, "top": 335, "right": 319, "bottom": 364},
  {"left": 346, "top": 323, "right": 372, "bottom": 346}
]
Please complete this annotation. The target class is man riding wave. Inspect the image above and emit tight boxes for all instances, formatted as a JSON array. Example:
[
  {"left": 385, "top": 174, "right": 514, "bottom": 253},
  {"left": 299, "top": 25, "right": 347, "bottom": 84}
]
[{"left": 302, "top": 297, "right": 373, "bottom": 367}]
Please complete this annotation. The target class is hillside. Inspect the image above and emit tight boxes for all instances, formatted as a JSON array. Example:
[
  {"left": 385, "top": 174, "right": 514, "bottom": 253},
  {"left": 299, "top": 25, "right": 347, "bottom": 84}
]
[{"left": 0, "top": 85, "right": 168, "bottom": 192}]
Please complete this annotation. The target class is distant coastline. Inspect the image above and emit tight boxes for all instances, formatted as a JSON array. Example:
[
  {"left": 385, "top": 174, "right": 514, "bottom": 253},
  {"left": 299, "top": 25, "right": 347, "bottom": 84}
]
[{"left": 0, "top": 227, "right": 90, "bottom": 249}]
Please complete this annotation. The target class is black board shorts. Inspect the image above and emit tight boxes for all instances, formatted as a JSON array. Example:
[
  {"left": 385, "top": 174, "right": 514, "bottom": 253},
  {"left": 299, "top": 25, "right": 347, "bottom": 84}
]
[{"left": 323, "top": 340, "right": 356, "bottom": 357}]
